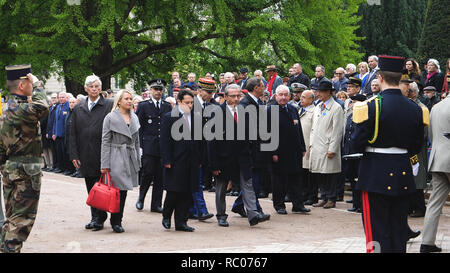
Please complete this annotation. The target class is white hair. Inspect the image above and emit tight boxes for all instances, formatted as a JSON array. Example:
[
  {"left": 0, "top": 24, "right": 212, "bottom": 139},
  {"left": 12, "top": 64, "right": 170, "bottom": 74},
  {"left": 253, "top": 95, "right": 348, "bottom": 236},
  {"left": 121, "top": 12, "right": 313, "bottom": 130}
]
[
  {"left": 224, "top": 72, "right": 234, "bottom": 79},
  {"left": 254, "top": 70, "right": 263, "bottom": 76},
  {"left": 84, "top": 74, "right": 102, "bottom": 87},
  {"left": 368, "top": 55, "right": 378, "bottom": 62},
  {"left": 409, "top": 82, "right": 420, "bottom": 94},
  {"left": 428, "top": 58, "right": 441, "bottom": 73},
  {"left": 275, "top": 84, "right": 290, "bottom": 94},
  {"left": 346, "top": 63, "right": 356, "bottom": 72},
  {"left": 224, "top": 83, "right": 241, "bottom": 95}
]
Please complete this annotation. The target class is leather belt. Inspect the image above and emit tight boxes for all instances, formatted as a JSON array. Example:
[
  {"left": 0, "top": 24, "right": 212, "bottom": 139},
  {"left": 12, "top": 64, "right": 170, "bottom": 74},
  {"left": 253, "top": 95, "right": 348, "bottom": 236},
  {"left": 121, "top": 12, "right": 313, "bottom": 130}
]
[{"left": 365, "top": 147, "right": 408, "bottom": 154}]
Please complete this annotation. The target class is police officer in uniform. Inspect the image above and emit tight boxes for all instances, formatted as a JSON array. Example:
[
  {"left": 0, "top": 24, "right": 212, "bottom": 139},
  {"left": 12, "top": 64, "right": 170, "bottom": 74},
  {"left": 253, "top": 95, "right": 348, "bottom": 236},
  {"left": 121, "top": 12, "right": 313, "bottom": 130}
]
[
  {"left": 0, "top": 65, "right": 49, "bottom": 253},
  {"left": 351, "top": 55, "right": 426, "bottom": 253},
  {"left": 135, "top": 79, "right": 172, "bottom": 212}
]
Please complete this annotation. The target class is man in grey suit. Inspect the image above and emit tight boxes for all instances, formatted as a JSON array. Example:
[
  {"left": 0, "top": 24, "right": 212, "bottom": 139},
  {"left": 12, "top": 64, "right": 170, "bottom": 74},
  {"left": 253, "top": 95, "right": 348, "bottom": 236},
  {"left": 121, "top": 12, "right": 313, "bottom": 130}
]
[
  {"left": 420, "top": 96, "right": 450, "bottom": 253},
  {"left": 361, "top": 55, "right": 379, "bottom": 95}
]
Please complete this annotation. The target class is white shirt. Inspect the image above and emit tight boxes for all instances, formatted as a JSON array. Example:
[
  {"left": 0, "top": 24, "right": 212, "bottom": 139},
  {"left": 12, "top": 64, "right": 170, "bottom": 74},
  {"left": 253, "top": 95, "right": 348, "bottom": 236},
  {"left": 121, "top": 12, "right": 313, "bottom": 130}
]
[
  {"left": 88, "top": 96, "right": 100, "bottom": 111},
  {"left": 247, "top": 92, "right": 259, "bottom": 104},
  {"left": 178, "top": 106, "right": 191, "bottom": 129},
  {"left": 196, "top": 95, "right": 206, "bottom": 109},
  {"left": 152, "top": 97, "right": 162, "bottom": 108},
  {"left": 226, "top": 103, "right": 238, "bottom": 121}
]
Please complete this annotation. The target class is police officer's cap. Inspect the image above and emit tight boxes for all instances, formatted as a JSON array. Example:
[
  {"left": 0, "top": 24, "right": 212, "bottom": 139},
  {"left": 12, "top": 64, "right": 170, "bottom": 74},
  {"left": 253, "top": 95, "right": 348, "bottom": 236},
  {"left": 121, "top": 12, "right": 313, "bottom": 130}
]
[
  {"left": 5, "top": 64, "right": 32, "bottom": 81},
  {"left": 347, "top": 77, "right": 362, "bottom": 87},
  {"left": 378, "top": 55, "right": 405, "bottom": 73},
  {"left": 291, "top": 83, "right": 307, "bottom": 92},
  {"left": 148, "top": 79, "right": 166, "bottom": 89},
  {"left": 310, "top": 83, "right": 319, "bottom": 90}
]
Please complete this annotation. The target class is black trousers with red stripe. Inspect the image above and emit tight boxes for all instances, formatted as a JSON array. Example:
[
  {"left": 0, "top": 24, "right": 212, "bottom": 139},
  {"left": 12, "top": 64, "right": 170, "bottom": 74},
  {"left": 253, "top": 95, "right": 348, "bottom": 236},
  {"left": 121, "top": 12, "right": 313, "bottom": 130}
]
[{"left": 361, "top": 191, "right": 410, "bottom": 253}]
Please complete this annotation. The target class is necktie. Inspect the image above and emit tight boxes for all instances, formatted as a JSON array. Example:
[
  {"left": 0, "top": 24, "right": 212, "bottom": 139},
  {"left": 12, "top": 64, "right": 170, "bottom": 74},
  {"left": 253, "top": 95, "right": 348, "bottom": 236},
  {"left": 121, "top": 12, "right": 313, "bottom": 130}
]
[
  {"left": 300, "top": 108, "right": 305, "bottom": 115},
  {"left": 203, "top": 102, "right": 206, "bottom": 110},
  {"left": 156, "top": 101, "right": 160, "bottom": 110},
  {"left": 234, "top": 110, "right": 238, "bottom": 123},
  {"left": 89, "top": 102, "right": 96, "bottom": 111}
]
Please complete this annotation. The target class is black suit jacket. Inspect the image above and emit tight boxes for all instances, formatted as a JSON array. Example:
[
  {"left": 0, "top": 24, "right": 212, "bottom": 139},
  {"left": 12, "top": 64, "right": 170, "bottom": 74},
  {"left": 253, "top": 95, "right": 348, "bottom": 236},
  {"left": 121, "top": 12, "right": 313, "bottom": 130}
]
[
  {"left": 136, "top": 99, "right": 172, "bottom": 157},
  {"left": 160, "top": 109, "right": 201, "bottom": 192},
  {"left": 208, "top": 103, "right": 253, "bottom": 181},
  {"left": 267, "top": 102, "right": 306, "bottom": 174},
  {"left": 70, "top": 96, "right": 114, "bottom": 177}
]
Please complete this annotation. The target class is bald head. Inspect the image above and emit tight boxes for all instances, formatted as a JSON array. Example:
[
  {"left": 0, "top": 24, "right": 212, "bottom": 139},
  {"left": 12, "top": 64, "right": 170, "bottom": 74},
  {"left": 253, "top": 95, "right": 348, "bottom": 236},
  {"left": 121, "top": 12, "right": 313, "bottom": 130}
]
[{"left": 300, "top": 90, "right": 314, "bottom": 108}]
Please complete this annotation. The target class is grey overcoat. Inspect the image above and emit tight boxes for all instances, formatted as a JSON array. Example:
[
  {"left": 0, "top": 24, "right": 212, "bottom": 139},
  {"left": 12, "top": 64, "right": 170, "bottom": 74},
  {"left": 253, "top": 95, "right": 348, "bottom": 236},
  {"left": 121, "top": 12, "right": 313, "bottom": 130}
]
[{"left": 101, "top": 109, "right": 141, "bottom": 190}]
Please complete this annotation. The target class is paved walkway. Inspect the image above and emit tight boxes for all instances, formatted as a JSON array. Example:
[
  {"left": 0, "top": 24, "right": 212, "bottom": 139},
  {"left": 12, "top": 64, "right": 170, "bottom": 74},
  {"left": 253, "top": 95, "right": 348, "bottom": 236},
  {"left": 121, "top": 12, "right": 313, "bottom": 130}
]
[{"left": 18, "top": 172, "right": 450, "bottom": 253}]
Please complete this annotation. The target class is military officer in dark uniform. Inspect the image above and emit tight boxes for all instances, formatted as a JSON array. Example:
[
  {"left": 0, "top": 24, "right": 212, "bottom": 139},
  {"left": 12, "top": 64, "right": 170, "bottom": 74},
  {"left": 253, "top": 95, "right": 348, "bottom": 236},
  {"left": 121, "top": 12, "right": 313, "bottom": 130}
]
[
  {"left": 351, "top": 55, "right": 426, "bottom": 253},
  {"left": 135, "top": 79, "right": 172, "bottom": 212}
]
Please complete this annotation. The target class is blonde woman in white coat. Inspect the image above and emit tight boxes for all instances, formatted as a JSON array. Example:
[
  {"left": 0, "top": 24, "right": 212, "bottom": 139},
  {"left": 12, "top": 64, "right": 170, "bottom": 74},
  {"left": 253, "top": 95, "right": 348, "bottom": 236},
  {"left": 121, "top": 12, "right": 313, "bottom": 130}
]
[{"left": 101, "top": 90, "right": 141, "bottom": 233}]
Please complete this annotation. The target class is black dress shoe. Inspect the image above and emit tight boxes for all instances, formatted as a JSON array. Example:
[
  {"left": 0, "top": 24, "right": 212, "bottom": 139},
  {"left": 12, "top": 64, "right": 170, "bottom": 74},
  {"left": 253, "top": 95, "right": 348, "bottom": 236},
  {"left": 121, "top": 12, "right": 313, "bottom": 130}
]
[
  {"left": 292, "top": 206, "right": 311, "bottom": 213},
  {"left": 231, "top": 206, "right": 247, "bottom": 218},
  {"left": 410, "top": 210, "right": 426, "bottom": 218},
  {"left": 257, "top": 213, "right": 270, "bottom": 223},
  {"left": 150, "top": 206, "right": 163, "bottom": 213},
  {"left": 276, "top": 208, "right": 288, "bottom": 215},
  {"left": 356, "top": 208, "right": 362, "bottom": 213},
  {"left": 136, "top": 200, "right": 144, "bottom": 211},
  {"left": 71, "top": 171, "right": 79, "bottom": 177},
  {"left": 63, "top": 170, "right": 73, "bottom": 176},
  {"left": 346, "top": 200, "right": 354, "bottom": 204},
  {"left": 198, "top": 213, "right": 214, "bottom": 221},
  {"left": 249, "top": 216, "right": 259, "bottom": 226},
  {"left": 188, "top": 214, "right": 199, "bottom": 220},
  {"left": 92, "top": 223, "right": 104, "bottom": 231},
  {"left": 347, "top": 207, "right": 358, "bottom": 212},
  {"left": 53, "top": 168, "right": 63, "bottom": 173},
  {"left": 303, "top": 200, "right": 316, "bottom": 206},
  {"left": 420, "top": 244, "right": 442, "bottom": 253},
  {"left": 175, "top": 224, "right": 195, "bottom": 232},
  {"left": 218, "top": 219, "right": 229, "bottom": 227},
  {"left": 284, "top": 196, "right": 291, "bottom": 202},
  {"left": 208, "top": 186, "right": 216, "bottom": 192},
  {"left": 258, "top": 192, "right": 269, "bottom": 198},
  {"left": 85, "top": 221, "right": 97, "bottom": 230},
  {"left": 162, "top": 218, "right": 171, "bottom": 229},
  {"left": 112, "top": 224, "right": 125, "bottom": 233},
  {"left": 408, "top": 229, "right": 421, "bottom": 240},
  {"left": 232, "top": 191, "right": 239, "bottom": 196}
]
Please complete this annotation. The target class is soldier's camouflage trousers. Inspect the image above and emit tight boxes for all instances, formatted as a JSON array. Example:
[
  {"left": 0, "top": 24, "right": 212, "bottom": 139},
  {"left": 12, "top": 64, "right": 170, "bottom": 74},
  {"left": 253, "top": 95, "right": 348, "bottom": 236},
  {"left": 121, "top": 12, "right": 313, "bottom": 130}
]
[{"left": 0, "top": 161, "right": 42, "bottom": 253}]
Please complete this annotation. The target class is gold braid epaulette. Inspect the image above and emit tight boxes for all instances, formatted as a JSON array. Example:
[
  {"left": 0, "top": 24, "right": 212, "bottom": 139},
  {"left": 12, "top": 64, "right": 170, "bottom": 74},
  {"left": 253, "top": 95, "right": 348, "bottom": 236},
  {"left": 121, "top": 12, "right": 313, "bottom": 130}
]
[
  {"left": 421, "top": 105, "right": 430, "bottom": 126},
  {"left": 352, "top": 95, "right": 378, "bottom": 124},
  {"left": 410, "top": 154, "right": 419, "bottom": 165}
]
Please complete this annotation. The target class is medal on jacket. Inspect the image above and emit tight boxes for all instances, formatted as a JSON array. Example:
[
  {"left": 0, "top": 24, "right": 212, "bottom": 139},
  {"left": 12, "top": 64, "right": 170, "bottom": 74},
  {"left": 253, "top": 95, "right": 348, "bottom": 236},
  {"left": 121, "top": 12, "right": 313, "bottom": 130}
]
[
  {"left": 293, "top": 119, "right": 298, "bottom": 125},
  {"left": 148, "top": 119, "right": 152, "bottom": 124}
]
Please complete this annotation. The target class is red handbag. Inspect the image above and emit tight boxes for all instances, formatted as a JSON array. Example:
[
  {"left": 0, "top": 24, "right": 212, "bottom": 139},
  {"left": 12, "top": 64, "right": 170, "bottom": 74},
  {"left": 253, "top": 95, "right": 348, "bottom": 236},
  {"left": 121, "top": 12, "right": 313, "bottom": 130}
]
[{"left": 86, "top": 172, "right": 120, "bottom": 213}]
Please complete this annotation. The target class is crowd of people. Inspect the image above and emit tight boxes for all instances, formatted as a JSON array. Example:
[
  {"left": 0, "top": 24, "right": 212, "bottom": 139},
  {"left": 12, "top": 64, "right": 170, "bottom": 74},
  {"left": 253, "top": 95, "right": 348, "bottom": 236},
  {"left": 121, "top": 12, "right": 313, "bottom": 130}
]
[{"left": 1, "top": 55, "right": 448, "bottom": 253}]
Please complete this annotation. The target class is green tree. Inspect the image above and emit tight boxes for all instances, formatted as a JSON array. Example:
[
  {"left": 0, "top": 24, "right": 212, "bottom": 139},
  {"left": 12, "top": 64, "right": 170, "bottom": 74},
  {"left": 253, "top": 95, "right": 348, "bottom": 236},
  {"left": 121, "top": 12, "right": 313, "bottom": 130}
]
[
  {"left": 1, "top": 0, "right": 365, "bottom": 95},
  {"left": 417, "top": 0, "right": 450, "bottom": 67},
  {"left": 357, "top": 0, "right": 427, "bottom": 61}
]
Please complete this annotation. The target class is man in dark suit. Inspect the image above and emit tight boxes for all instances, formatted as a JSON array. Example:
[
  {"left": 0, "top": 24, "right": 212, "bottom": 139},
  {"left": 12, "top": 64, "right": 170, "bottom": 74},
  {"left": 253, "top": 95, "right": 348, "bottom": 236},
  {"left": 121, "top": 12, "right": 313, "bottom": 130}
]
[
  {"left": 135, "top": 79, "right": 172, "bottom": 213},
  {"left": 46, "top": 93, "right": 59, "bottom": 172},
  {"left": 160, "top": 90, "right": 201, "bottom": 232},
  {"left": 351, "top": 55, "right": 425, "bottom": 253},
  {"left": 52, "top": 92, "right": 70, "bottom": 174},
  {"left": 231, "top": 77, "right": 270, "bottom": 217},
  {"left": 209, "top": 84, "right": 270, "bottom": 227},
  {"left": 237, "top": 68, "right": 249, "bottom": 90},
  {"left": 361, "top": 55, "right": 379, "bottom": 95},
  {"left": 268, "top": 85, "right": 309, "bottom": 214},
  {"left": 70, "top": 74, "right": 114, "bottom": 231},
  {"left": 187, "top": 78, "right": 217, "bottom": 221},
  {"left": 288, "top": 63, "right": 311, "bottom": 88}
]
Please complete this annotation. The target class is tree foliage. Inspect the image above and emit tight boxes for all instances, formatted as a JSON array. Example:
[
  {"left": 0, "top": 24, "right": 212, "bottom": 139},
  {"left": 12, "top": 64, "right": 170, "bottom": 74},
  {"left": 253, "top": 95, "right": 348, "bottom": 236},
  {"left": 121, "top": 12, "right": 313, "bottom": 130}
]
[
  {"left": 356, "top": 0, "right": 427, "bottom": 61},
  {"left": 417, "top": 0, "right": 450, "bottom": 67},
  {"left": 0, "top": 0, "right": 364, "bottom": 95}
]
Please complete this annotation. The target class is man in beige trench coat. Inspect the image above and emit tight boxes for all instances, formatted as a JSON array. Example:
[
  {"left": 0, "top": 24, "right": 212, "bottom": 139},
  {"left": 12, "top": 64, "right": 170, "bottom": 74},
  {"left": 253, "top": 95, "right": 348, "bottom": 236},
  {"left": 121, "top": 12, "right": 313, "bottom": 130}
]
[{"left": 309, "top": 81, "right": 344, "bottom": 209}]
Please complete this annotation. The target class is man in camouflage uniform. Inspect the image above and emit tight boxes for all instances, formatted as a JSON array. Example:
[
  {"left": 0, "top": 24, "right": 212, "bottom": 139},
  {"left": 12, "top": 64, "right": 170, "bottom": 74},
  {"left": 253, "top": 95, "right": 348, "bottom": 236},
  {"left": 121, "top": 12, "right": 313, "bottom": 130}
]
[{"left": 0, "top": 64, "right": 49, "bottom": 253}]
